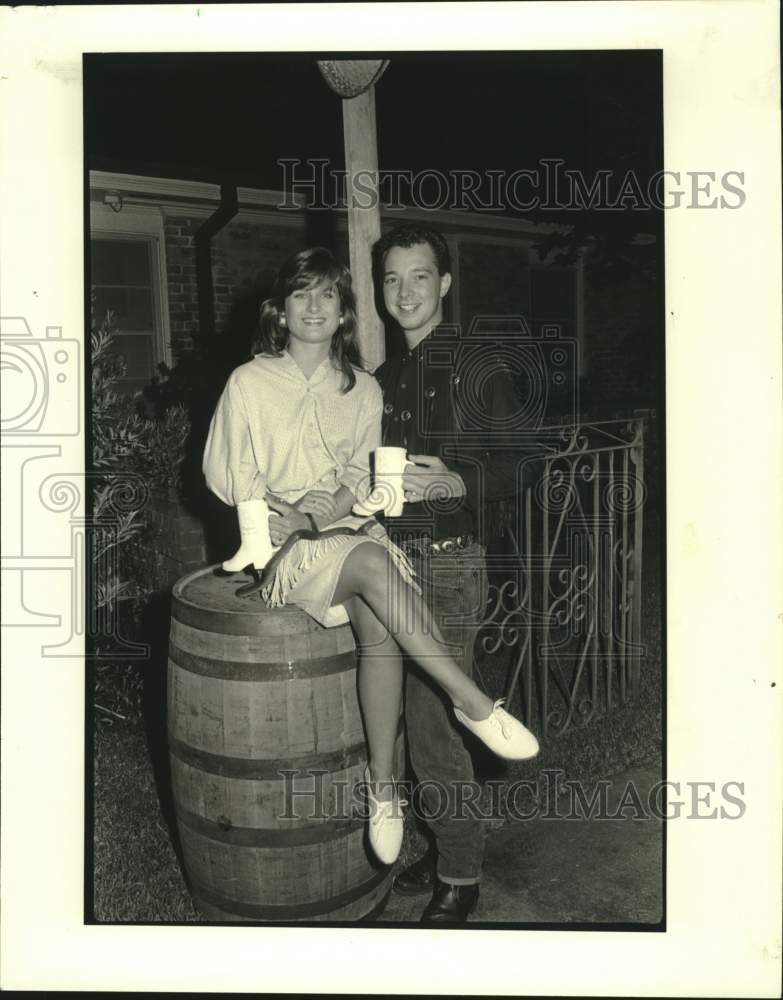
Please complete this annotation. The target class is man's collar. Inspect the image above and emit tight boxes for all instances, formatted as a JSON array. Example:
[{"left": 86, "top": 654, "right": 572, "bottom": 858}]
[{"left": 401, "top": 324, "right": 459, "bottom": 359}]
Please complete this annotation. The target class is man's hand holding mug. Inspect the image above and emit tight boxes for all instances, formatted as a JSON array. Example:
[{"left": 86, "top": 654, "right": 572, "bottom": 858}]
[
  {"left": 402, "top": 454, "right": 466, "bottom": 505},
  {"left": 353, "top": 447, "right": 465, "bottom": 517}
]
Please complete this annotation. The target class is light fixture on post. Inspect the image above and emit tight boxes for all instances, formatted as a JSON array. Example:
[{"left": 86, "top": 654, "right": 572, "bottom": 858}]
[
  {"left": 316, "top": 59, "right": 388, "bottom": 99},
  {"left": 103, "top": 190, "right": 123, "bottom": 213}
]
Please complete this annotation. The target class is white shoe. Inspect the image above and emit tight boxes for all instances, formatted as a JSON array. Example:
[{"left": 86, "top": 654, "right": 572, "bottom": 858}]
[
  {"left": 365, "top": 767, "right": 405, "bottom": 865},
  {"left": 454, "top": 699, "right": 540, "bottom": 761},
  {"left": 222, "top": 499, "right": 279, "bottom": 572}
]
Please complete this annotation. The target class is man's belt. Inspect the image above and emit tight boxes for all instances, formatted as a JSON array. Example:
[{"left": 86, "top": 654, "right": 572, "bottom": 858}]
[{"left": 400, "top": 534, "right": 475, "bottom": 556}]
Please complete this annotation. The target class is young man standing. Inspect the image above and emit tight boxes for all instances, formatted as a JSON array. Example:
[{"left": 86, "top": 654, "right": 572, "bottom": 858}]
[{"left": 372, "top": 223, "right": 523, "bottom": 922}]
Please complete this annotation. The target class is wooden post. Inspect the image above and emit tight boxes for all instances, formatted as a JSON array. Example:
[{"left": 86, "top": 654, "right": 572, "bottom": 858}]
[{"left": 342, "top": 88, "right": 384, "bottom": 371}]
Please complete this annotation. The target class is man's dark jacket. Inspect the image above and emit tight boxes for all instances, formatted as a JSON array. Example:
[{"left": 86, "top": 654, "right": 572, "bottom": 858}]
[{"left": 373, "top": 325, "right": 522, "bottom": 544}]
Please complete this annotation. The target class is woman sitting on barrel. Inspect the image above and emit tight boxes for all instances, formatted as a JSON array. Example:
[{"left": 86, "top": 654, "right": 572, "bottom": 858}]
[{"left": 203, "top": 246, "right": 539, "bottom": 865}]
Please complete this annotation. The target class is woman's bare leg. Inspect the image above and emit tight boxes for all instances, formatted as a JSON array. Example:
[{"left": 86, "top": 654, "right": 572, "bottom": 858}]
[
  {"left": 334, "top": 543, "right": 494, "bottom": 723},
  {"left": 343, "top": 595, "right": 402, "bottom": 798}
]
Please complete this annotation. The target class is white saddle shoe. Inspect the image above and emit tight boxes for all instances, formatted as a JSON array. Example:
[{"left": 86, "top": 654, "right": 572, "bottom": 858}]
[
  {"left": 454, "top": 699, "right": 540, "bottom": 761},
  {"left": 365, "top": 767, "right": 405, "bottom": 865}
]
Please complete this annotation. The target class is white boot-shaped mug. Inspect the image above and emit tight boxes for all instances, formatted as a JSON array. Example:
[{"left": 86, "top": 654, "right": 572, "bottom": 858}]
[{"left": 222, "top": 498, "right": 279, "bottom": 572}]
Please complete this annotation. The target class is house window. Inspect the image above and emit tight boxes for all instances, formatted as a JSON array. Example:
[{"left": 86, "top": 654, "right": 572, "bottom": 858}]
[{"left": 91, "top": 236, "right": 163, "bottom": 397}]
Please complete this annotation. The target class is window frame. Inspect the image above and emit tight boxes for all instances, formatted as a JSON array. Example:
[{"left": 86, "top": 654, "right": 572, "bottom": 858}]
[{"left": 88, "top": 201, "right": 173, "bottom": 376}]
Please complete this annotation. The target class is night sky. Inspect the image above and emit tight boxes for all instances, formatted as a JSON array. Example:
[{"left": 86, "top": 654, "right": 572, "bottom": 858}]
[{"left": 85, "top": 50, "right": 662, "bottom": 228}]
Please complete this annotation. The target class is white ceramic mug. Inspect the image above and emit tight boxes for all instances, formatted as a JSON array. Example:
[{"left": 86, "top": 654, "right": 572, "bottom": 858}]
[{"left": 374, "top": 446, "right": 415, "bottom": 517}]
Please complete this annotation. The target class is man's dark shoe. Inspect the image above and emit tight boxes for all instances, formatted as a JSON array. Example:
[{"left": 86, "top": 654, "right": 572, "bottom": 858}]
[
  {"left": 420, "top": 879, "right": 479, "bottom": 923},
  {"left": 393, "top": 849, "right": 437, "bottom": 897}
]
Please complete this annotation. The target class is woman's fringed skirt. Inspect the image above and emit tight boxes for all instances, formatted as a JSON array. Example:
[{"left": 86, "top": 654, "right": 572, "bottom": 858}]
[{"left": 261, "top": 516, "right": 420, "bottom": 627}]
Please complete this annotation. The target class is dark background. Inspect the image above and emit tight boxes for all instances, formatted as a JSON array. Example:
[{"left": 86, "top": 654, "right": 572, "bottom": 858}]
[{"left": 85, "top": 50, "right": 662, "bottom": 233}]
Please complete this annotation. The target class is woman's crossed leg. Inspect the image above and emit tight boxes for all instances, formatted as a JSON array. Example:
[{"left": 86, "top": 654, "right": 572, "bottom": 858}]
[{"left": 335, "top": 541, "right": 498, "bottom": 784}]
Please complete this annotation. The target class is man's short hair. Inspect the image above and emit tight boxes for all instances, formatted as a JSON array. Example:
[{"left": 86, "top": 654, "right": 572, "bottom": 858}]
[{"left": 372, "top": 223, "right": 452, "bottom": 278}]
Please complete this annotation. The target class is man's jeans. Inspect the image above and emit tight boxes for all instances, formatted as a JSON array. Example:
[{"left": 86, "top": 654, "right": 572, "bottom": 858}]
[{"left": 404, "top": 542, "right": 489, "bottom": 885}]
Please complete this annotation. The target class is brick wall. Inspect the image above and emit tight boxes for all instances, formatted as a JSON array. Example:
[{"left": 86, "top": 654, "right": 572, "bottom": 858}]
[
  {"left": 163, "top": 216, "right": 200, "bottom": 357},
  {"left": 211, "top": 218, "right": 306, "bottom": 336},
  {"left": 162, "top": 212, "right": 307, "bottom": 353}
]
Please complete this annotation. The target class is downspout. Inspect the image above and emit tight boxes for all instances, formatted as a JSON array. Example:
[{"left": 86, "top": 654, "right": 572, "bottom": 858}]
[{"left": 195, "top": 182, "right": 239, "bottom": 339}]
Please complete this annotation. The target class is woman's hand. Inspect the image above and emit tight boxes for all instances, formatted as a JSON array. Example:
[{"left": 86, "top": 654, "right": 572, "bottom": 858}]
[
  {"left": 266, "top": 496, "right": 311, "bottom": 547},
  {"left": 294, "top": 490, "right": 338, "bottom": 522}
]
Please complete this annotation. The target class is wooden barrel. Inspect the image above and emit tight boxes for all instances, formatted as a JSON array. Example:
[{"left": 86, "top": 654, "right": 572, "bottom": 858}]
[{"left": 168, "top": 565, "right": 399, "bottom": 922}]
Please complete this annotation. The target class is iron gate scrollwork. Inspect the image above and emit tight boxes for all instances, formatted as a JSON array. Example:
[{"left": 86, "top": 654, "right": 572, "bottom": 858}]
[{"left": 477, "top": 418, "right": 646, "bottom": 739}]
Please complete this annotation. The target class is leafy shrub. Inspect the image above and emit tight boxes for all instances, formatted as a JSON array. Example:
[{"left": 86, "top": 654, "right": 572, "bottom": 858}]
[
  {"left": 92, "top": 320, "right": 189, "bottom": 494},
  {"left": 91, "top": 307, "right": 190, "bottom": 723}
]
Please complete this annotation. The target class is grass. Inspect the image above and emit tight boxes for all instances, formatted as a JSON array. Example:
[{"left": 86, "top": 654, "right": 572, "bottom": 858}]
[{"left": 92, "top": 717, "right": 201, "bottom": 923}]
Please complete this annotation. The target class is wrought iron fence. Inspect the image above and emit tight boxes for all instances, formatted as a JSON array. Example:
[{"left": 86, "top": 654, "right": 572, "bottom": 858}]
[{"left": 477, "top": 418, "right": 646, "bottom": 739}]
